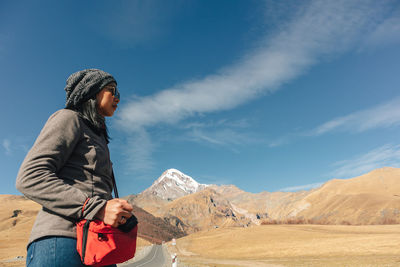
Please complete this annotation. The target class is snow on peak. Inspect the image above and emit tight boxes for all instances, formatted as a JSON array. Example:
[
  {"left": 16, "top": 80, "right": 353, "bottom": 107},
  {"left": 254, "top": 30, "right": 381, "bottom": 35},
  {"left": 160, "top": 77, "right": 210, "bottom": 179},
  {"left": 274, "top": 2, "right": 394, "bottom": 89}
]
[
  {"left": 160, "top": 169, "right": 200, "bottom": 188},
  {"left": 145, "top": 168, "right": 208, "bottom": 200}
]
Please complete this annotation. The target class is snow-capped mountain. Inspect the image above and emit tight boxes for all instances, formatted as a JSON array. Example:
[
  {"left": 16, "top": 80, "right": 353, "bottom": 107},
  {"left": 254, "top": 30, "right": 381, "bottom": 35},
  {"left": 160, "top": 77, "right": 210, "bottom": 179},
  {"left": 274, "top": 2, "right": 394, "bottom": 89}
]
[{"left": 141, "top": 168, "right": 208, "bottom": 200}]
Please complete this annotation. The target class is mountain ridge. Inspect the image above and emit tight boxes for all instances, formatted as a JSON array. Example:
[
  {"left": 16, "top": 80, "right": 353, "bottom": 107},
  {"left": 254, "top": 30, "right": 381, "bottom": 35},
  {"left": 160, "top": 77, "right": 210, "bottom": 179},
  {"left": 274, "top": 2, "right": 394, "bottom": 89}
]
[
  {"left": 131, "top": 167, "right": 400, "bottom": 232},
  {"left": 140, "top": 168, "right": 208, "bottom": 201},
  {"left": 2, "top": 166, "right": 399, "bottom": 250}
]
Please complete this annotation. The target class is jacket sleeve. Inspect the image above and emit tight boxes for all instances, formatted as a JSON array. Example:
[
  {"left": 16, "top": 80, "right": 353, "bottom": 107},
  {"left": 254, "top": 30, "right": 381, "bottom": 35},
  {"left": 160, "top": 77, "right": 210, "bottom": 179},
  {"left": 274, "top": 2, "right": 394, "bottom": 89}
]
[{"left": 16, "top": 110, "right": 106, "bottom": 221}]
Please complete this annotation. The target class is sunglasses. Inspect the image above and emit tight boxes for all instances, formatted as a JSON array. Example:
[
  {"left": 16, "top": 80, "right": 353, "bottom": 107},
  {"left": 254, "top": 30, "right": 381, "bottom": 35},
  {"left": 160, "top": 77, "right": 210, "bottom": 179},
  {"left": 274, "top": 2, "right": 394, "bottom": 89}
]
[{"left": 105, "top": 86, "right": 120, "bottom": 100}]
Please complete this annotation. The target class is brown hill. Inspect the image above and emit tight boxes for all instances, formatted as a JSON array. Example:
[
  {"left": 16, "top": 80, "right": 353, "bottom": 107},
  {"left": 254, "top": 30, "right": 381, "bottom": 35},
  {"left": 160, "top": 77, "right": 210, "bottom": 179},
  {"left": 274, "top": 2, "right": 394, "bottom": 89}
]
[
  {"left": 221, "top": 167, "right": 400, "bottom": 225},
  {"left": 0, "top": 195, "right": 40, "bottom": 261},
  {"left": 130, "top": 204, "right": 186, "bottom": 244},
  {"left": 156, "top": 188, "right": 253, "bottom": 233},
  {"left": 210, "top": 168, "right": 400, "bottom": 225},
  {"left": 0, "top": 194, "right": 184, "bottom": 262},
  {"left": 132, "top": 167, "right": 400, "bottom": 230},
  {"left": 125, "top": 193, "right": 168, "bottom": 217},
  {"left": 210, "top": 184, "right": 311, "bottom": 219},
  {"left": 130, "top": 184, "right": 270, "bottom": 232},
  {"left": 3, "top": 167, "right": 399, "bottom": 262},
  {"left": 295, "top": 167, "right": 400, "bottom": 224}
]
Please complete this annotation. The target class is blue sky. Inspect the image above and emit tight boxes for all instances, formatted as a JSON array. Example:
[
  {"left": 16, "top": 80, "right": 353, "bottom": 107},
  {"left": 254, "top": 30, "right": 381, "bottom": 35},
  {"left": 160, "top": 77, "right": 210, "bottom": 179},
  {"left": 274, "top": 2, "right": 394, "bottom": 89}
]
[{"left": 1, "top": 0, "right": 400, "bottom": 196}]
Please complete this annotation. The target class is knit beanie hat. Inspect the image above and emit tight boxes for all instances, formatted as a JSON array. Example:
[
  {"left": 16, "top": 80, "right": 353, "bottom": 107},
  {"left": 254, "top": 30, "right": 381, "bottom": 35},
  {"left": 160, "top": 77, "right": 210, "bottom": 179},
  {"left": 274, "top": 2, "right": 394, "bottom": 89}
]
[{"left": 65, "top": 69, "right": 117, "bottom": 108}]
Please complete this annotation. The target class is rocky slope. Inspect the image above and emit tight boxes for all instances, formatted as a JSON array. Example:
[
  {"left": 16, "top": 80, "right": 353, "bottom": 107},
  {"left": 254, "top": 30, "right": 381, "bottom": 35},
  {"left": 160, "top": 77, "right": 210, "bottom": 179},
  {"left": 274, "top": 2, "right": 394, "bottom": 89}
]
[
  {"left": 2, "top": 166, "right": 400, "bottom": 261},
  {"left": 161, "top": 188, "right": 253, "bottom": 233},
  {"left": 214, "top": 167, "right": 400, "bottom": 225},
  {"left": 131, "top": 205, "right": 186, "bottom": 244},
  {"left": 131, "top": 167, "right": 400, "bottom": 231}
]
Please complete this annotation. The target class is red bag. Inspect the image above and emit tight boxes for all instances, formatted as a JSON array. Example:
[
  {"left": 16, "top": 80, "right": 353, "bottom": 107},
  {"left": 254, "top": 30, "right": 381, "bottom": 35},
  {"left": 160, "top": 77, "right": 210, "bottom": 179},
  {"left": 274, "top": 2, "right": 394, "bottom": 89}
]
[
  {"left": 76, "top": 171, "right": 137, "bottom": 266},
  {"left": 76, "top": 219, "right": 138, "bottom": 266}
]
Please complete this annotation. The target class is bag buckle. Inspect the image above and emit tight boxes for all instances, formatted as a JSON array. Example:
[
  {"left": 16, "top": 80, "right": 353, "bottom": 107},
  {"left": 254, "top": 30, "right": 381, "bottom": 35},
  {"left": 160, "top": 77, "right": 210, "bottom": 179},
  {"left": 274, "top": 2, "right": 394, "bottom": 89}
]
[{"left": 98, "top": 233, "right": 108, "bottom": 241}]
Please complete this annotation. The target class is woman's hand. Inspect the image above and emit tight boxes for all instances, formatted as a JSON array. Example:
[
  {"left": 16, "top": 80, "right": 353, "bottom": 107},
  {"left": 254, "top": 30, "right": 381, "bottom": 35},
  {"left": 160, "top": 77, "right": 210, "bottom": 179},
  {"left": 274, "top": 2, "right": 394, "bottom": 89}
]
[{"left": 96, "top": 199, "right": 133, "bottom": 227}]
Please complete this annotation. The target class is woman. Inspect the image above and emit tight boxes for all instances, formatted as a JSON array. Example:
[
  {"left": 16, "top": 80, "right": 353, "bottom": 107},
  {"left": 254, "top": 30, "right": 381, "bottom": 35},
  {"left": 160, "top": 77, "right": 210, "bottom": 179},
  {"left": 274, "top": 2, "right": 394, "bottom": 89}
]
[{"left": 16, "top": 69, "right": 133, "bottom": 266}]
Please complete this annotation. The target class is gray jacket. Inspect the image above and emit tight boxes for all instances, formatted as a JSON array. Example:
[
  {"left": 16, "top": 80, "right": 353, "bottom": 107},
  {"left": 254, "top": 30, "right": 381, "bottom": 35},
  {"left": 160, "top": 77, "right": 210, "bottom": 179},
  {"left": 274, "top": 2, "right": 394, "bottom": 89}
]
[{"left": 16, "top": 109, "right": 113, "bottom": 245}]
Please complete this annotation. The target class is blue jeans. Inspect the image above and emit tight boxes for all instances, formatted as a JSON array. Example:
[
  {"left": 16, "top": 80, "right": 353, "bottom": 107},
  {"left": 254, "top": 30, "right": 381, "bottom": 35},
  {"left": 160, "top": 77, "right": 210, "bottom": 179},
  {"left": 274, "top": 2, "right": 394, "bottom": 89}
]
[{"left": 26, "top": 236, "right": 117, "bottom": 267}]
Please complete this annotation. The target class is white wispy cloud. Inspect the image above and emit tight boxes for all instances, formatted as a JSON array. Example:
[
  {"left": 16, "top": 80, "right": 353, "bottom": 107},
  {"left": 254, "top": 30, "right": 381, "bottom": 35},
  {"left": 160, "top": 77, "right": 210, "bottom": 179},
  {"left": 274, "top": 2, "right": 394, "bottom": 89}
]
[
  {"left": 0, "top": 136, "right": 39, "bottom": 156},
  {"left": 197, "top": 174, "right": 233, "bottom": 187},
  {"left": 182, "top": 118, "right": 263, "bottom": 149},
  {"left": 279, "top": 143, "right": 400, "bottom": 191},
  {"left": 186, "top": 128, "right": 248, "bottom": 154},
  {"left": 361, "top": 10, "right": 400, "bottom": 50},
  {"left": 310, "top": 97, "right": 400, "bottom": 136},
  {"left": 117, "top": 0, "right": 393, "bottom": 131},
  {"left": 279, "top": 182, "right": 324, "bottom": 192},
  {"left": 268, "top": 97, "right": 400, "bottom": 147},
  {"left": 115, "top": 0, "right": 399, "bottom": 173},
  {"left": 331, "top": 144, "right": 400, "bottom": 178},
  {"left": 121, "top": 130, "right": 156, "bottom": 175},
  {"left": 2, "top": 139, "right": 11, "bottom": 155},
  {"left": 181, "top": 118, "right": 251, "bottom": 131}
]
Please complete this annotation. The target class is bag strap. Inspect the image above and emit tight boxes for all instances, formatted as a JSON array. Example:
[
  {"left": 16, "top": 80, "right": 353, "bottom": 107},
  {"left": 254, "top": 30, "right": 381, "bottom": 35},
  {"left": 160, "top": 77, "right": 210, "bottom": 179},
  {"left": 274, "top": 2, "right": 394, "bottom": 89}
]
[
  {"left": 81, "top": 198, "right": 91, "bottom": 215},
  {"left": 111, "top": 170, "right": 119, "bottom": 199}
]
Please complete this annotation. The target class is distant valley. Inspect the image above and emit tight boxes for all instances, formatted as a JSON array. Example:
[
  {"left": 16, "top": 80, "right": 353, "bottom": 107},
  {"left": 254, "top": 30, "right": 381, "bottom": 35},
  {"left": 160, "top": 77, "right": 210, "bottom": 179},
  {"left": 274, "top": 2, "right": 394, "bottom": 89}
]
[
  {"left": 1, "top": 167, "right": 400, "bottom": 263},
  {"left": 128, "top": 167, "right": 400, "bottom": 234}
]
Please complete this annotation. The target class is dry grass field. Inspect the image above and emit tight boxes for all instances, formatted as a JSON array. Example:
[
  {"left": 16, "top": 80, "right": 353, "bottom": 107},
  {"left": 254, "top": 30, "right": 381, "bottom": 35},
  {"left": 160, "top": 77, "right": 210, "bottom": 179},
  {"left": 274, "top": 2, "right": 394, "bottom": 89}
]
[
  {"left": 0, "top": 195, "right": 151, "bottom": 267},
  {"left": 0, "top": 195, "right": 40, "bottom": 266},
  {"left": 167, "top": 224, "right": 400, "bottom": 266}
]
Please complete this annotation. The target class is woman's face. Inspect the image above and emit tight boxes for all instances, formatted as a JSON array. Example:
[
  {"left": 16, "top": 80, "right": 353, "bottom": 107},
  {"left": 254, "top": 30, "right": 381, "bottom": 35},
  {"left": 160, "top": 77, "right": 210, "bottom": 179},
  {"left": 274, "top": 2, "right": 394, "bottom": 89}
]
[{"left": 96, "top": 82, "right": 120, "bottom": 117}]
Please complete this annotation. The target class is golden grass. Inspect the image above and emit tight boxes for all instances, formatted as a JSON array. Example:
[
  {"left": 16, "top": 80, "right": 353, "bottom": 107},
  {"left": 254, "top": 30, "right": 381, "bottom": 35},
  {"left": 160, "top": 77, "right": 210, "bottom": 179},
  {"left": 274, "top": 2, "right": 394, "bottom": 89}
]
[
  {"left": 0, "top": 195, "right": 40, "bottom": 267},
  {"left": 168, "top": 224, "right": 400, "bottom": 266},
  {"left": 0, "top": 194, "right": 151, "bottom": 266},
  {"left": 0, "top": 195, "right": 40, "bottom": 261}
]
